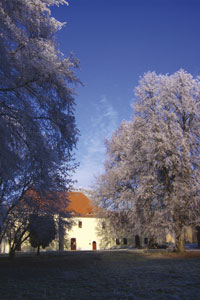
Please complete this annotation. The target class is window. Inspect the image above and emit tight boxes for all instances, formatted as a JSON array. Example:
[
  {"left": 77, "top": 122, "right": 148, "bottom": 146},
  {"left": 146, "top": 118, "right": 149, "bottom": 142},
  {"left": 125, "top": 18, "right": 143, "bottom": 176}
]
[
  {"left": 123, "top": 238, "right": 127, "bottom": 245},
  {"left": 78, "top": 221, "right": 82, "bottom": 228},
  {"left": 144, "top": 237, "right": 148, "bottom": 245},
  {"left": 116, "top": 238, "right": 120, "bottom": 245},
  {"left": 102, "top": 221, "right": 106, "bottom": 229}
]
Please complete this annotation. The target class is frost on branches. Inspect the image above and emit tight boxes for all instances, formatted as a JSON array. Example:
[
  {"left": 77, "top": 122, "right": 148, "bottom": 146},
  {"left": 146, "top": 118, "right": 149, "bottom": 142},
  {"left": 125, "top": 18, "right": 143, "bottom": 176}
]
[
  {"left": 95, "top": 70, "right": 200, "bottom": 252},
  {"left": 0, "top": 0, "right": 79, "bottom": 240}
]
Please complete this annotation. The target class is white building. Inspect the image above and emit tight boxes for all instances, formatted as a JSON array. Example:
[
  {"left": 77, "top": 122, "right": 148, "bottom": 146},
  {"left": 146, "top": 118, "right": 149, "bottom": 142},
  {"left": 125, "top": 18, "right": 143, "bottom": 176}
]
[
  {"left": 59, "top": 191, "right": 110, "bottom": 251},
  {"left": 0, "top": 191, "right": 131, "bottom": 254},
  {"left": 1, "top": 191, "right": 198, "bottom": 254}
]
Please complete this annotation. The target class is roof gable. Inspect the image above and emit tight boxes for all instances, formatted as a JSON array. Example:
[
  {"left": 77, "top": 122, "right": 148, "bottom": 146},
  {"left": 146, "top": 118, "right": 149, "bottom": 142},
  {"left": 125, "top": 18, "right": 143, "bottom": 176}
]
[{"left": 67, "top": 192, "right": 94, "bottom": 216}]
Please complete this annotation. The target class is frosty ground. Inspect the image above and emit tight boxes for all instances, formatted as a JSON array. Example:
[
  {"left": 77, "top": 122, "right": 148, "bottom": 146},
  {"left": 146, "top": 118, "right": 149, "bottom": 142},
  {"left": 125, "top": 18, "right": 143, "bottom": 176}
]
[{"left": 0, "top": 250, "right": 200, "bottom": 300}]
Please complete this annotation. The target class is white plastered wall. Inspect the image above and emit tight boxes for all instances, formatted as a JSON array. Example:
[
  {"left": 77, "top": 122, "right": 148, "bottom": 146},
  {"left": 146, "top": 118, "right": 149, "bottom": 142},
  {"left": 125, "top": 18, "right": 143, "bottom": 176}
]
[{"left": 65, "top": 217, "right": 106, "bottom": 251}]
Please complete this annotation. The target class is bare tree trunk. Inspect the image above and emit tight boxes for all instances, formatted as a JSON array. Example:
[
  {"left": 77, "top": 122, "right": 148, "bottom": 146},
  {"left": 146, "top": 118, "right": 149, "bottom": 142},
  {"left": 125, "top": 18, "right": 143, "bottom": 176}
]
[
  {"left": 9, "top": 247, "right": 16, "bottom": 259},
  {"left": 175, "top": 227, "right": 186, "bottom": 252},
  {"left": 37, "top": 245, "right": 40, "bottom": 256},
  {"left": 58, "top": 215, "right": 64, "bottom": 251}
]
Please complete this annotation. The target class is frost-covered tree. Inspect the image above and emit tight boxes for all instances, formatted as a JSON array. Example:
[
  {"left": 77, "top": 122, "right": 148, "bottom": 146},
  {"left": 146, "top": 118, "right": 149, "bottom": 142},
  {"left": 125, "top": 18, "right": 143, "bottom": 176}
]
[
  {"left": 93, "top": 121, "right": 136, "bottom": 233},
  {"left": 0, "top": 0, "right": 79, "bottom": 239},
  {"left": 95, "top": 70, "right": 200, "bottom": 252}
]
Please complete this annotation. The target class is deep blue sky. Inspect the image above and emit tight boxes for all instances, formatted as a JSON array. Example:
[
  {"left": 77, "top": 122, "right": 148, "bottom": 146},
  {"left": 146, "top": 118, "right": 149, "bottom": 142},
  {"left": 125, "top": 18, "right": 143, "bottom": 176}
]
[{"left": 51, "top": 0, "right": 200, "bottom": 188}]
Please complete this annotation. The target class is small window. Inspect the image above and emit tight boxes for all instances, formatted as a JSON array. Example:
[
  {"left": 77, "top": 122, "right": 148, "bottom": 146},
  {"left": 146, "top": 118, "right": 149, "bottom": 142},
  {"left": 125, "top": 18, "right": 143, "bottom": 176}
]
[
  {"left": 116, "top": 238, "right": 120, "bottom": 245},
  {"left": 102, "top": 221, "right": 106, "bottom": 229},
  {"left": 78, "top": 221, "right": 82, "bottom": 228},
  {"left": 123, "top": 238, "right": 127, "bottom": 245},
  {"left": 144, "top": 237, "right": 148, "bottom": 245}
]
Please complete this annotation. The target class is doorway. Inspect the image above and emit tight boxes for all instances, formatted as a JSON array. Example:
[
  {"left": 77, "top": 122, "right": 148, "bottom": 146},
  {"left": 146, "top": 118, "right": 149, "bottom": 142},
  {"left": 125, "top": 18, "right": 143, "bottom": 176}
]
[
  {"left": 135, "top": 235, "right": 140, "bottom": 248},
  {"left": 71, "top": 238, "right": 76, "bottom": 250},
  {"left": 92, "top": 241, "right": 97, "bottom": 251}
]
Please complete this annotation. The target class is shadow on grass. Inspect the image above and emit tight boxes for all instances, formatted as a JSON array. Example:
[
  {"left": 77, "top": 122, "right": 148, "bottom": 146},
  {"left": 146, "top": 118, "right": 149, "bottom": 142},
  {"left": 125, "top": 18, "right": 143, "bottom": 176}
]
[{"left": 0, "top": 250, "right": 200, "bottom": 300}]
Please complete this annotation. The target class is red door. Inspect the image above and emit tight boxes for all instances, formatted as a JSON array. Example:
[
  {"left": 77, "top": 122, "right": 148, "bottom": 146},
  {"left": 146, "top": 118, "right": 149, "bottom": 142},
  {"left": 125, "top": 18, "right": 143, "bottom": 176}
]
[
  {"left": 92, "top": 241, "right": 97, "bottom": 251},
  {"left": 71, "top": 238, "right": 76, "bottom": 250}
]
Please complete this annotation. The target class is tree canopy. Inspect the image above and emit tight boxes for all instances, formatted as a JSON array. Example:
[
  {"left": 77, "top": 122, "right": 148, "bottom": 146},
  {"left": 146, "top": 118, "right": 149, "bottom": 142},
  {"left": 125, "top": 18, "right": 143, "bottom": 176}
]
[
  {"left": 94, "top": 70, "right": 200, "bottom": 252},
  {"left": 28, "top": 214, "right": 57, "bottom": 255},
  {"left": 0, "top": 0, "right": 79, "bottom": 235}
]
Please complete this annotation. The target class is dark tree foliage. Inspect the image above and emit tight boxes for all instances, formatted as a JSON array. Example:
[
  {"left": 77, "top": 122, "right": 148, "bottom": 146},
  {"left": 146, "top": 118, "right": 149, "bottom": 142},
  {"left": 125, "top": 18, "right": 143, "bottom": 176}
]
[
  {"left": 28, "top": 214, "right": 57, "bottom": 255},
  {"left": 0, "top": 0, "right": 79, "bottom": 245}
]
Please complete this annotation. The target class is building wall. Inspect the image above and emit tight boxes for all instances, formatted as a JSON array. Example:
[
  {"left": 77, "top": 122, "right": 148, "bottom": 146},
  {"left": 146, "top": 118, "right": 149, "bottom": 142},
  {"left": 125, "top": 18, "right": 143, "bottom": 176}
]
[
  {"left": 0, "top": 238, "right": 9, "bottom": 253},
  {"left": 166, "top": 226, "right": 197, "bottom": 244},
  {"left": 64, "top": 217, "right": 109, "bottom": 251},
  {"left": 1, "top": 216, "right": 198, "bottom": 254}
]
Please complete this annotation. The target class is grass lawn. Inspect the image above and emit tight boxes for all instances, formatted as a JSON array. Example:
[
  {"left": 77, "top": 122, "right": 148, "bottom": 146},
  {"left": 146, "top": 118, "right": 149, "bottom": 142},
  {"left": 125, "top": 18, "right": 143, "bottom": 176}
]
[{"left": 0, "top": 250, "right": 200, "bottom": 300}]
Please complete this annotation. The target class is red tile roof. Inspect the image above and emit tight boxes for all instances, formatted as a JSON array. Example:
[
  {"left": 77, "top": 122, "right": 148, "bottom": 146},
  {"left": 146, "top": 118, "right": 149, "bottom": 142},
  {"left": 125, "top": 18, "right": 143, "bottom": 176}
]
[
  {"left": 23, "top": 190, "right": 96, "bottom": 217},
  {"left": 67, "top": 192, "right": 95, "bottom": 216}
]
